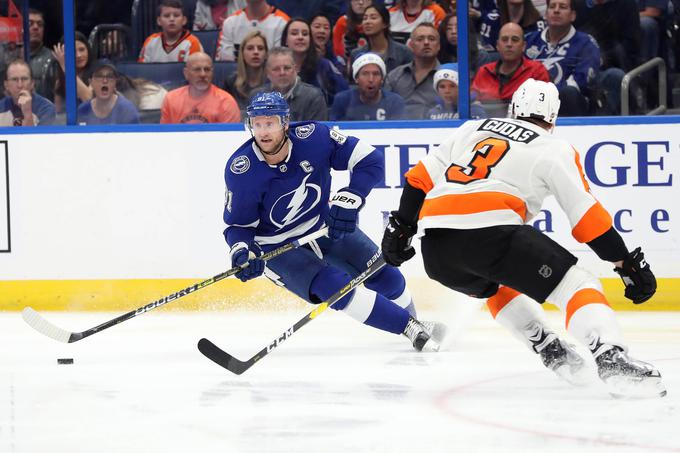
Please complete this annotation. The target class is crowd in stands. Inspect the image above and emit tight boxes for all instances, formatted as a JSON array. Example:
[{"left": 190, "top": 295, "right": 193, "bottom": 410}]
[{"left": 1, "top": 0, "right": 678, "bottom": 126}]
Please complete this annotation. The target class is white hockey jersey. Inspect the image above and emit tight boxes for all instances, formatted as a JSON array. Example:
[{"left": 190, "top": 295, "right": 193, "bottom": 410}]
[
  {"left": 215, "top": 6, "right": 289, "bottom": 61},
  {"left": 388, "top": 5, "right": 446, "bottom": 43},
  {"left": 406, "top": 117, "right": 612, "bottom": 243},
  {"left": 138, "top": 31, "right": 203, "bottom": 63}
]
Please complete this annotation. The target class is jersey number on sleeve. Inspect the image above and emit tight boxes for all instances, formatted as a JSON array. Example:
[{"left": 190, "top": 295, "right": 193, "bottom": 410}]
[{"left": 445, "top": 138, "right": 510, "bottom": 184}]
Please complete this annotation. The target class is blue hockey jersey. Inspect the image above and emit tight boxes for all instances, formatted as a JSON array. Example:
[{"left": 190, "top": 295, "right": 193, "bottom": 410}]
[
  {"left": 223, "top": 122, "right": 383, "bottom": 250},
  {"left": 524, "top": 26, "right": 600, "bottom": 92}
]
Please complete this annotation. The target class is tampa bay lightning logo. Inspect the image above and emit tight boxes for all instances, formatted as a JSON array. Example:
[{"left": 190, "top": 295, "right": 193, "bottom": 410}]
[
  {"left": 295, "top": 124, "right": 315, "bottom": 139},
  {"left": 230, "top": 155, "right": 250, "bottom": 174},
  {"left": 270, "top": 174, "right": 321, "bottom": 229}
]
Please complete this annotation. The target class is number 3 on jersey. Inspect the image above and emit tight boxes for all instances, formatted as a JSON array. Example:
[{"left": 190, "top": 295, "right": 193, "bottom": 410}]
[{"left": 446, "top": 138, "right": 510, "bottom": 184}]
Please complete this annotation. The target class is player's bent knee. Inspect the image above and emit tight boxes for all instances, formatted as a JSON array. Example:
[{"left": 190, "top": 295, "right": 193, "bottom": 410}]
[
  {"left": 365, "top": 265, "right": 406, "bottom": 298},
  {"left": 309, "top": 265, "right": 353, "bottom": 307},
  {"left": 547, "top": 265, "right": 603, "bottom": 312}
]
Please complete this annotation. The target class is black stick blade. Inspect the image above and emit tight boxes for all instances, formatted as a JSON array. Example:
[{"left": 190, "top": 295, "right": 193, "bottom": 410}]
[{"left": 197, "top": 338, "right": 252, "bottom": 375}]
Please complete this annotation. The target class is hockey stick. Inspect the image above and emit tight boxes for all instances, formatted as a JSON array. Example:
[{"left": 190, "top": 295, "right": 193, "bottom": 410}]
[
  {"left": 197, "top": 256, "right": 387, "bottom": 375},
  {"left": 21, "top": 227, "right": 329, "bottom": 343}
]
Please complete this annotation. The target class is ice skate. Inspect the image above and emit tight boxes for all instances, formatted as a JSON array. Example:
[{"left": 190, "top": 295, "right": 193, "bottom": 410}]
[
  {"left": 421, "top": 320, "right": 448, "bottom": 345},
  {"left": 403, "top": 317, "right": 442, "bottom": 352},
  {"left": 538, "top": 338, "right": 590, "bottom": 386},
  {"left": 595, "top": 346, "right": 666, "bottom": 398}
]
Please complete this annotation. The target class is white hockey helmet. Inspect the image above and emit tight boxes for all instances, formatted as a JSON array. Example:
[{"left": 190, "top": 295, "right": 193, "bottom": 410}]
[{"left": 509, "top": 78, "right": 561, "bottom": 126}]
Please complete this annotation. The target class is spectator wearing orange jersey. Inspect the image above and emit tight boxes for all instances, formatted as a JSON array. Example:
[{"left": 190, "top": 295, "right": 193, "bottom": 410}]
[
  {"left": 161, "top": 52, "right": 240, "bottom": 123},
  {"left": 139, "top": 0, "right": 203, "bottom": 63},
  {"left": 388, "top": 0, "right": 446, "bottom": 44},
  {"left": 333, "top": 0, "right": 369, "bottom": 61}
]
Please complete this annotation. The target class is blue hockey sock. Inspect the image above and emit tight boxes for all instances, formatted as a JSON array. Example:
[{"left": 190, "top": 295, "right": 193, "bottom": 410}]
[{"left": 343, "top": 286, "right": 410, "bottom": 334}]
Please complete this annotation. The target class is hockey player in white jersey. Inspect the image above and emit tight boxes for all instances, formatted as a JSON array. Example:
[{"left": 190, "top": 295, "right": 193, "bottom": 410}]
[{"left": 381, "top": 78, "right": 665, "bottom": 398}]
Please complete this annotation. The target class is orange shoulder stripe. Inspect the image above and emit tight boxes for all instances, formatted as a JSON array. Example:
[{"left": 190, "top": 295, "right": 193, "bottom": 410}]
[
  {"left": 405, "top": 161, "right": 434, "bottom": 193},
  {"left": 487, "top": 286, "right": 522, "bottom": 318},
  {"left": 428, "top": 4, "right": 447, "bottom": 26},
  {"left": 572, "top": 148, "right": 591, "bottom": 192},
  {"left": 565, "top": 288, "right": 609, "bottom": 328},
  {"left": 187, "top": 35, "right": 202, "bottom": 52},
  {"left": 419, "top": 192, "right": 527, "bottom": 222},
  {"left": 273, "top": 8, "right": 290, "bottom": 21},
  {"left": 571, "top": 201, "right": 612, "bottom": 243}
]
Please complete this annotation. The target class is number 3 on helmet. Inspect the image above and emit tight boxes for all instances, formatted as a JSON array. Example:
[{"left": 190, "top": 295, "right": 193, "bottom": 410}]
[{"left": 509, "top": 78, "right": 561, "bottom": 126}]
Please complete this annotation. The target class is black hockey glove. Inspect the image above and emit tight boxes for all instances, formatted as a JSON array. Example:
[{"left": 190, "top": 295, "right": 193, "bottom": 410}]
[
  {"left": 613, "top": 247, "right": 656, "bottom": 304},
  {"left": 381, "top": 211, "right": 417, "bottom": 267}
]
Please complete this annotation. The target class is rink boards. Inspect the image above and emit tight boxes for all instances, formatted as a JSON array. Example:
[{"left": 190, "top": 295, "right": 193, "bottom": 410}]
[{"left": 0, "top": 122, "right": 678, "bottom": 311}]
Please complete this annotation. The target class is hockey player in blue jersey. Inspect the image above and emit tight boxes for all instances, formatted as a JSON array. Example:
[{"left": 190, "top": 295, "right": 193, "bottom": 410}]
[{"left": 223, "top": 91, "right": 446, "bottom": 351}]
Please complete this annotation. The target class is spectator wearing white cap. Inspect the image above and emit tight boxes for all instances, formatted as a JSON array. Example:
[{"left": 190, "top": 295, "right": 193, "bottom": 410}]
[
  {"left": 330, "top": 52, "right": 406, "bottom": 121},
  {"left": 426, "top": 63, "right": 487, "bottom": 120}
]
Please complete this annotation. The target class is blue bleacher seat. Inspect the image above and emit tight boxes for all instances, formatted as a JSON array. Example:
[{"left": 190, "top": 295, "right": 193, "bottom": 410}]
[
  {"left": 212, "top": 61, "right": 237, "bottom": 89},
  {"left": 194, "top": 30, "right": 220, "bottom": 58}
]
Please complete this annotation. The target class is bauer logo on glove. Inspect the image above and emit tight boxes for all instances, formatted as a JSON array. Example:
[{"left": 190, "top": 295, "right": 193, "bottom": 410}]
[{"left": 330, "top": 192, "right": 363, "bottom": 209}]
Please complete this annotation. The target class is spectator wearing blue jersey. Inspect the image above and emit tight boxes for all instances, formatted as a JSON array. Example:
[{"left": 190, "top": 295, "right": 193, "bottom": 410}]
[
  {"left": 478, "top": 0, "right": 545, "bottom": 52},
  {"left": 525, "top": 0, "right": 600, "bottom": 115},
  {"left": 281, "top": 17, "right": 349, "bottom": 106},
  {"left": 77, "top": 60, "right": 139, "bottom": 125},
  {"left": 477, "top": 0, "right": 502, "bottom": 51},
  {"left": 427, "top": 63, "right": 487, "bottom": 119},
  {"left": 330, "top": 52, "right": 406, "bottom": 120}
]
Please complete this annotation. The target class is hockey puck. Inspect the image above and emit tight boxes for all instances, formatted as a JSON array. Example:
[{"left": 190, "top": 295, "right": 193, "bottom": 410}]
[{"left": 57, "top": 358, "right": 74, "bottom": 365}]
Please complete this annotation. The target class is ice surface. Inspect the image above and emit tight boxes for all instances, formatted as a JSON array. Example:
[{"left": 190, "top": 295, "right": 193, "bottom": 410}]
[{"left": 1, "top": 306, "right": 679, "bottom": 453}]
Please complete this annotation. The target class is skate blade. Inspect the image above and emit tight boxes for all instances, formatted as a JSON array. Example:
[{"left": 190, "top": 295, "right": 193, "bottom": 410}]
[
  {"left": 605, "top": 375, "right": 667, "bottom": 399},
  {"left": 430, "top": 323, "right": 448, "bottom": 344},
  {"left": 421, "top": 338, "right": 441, "bottom": 353},
  {"left": 553, "top": 362, "right": 592, "bottom": 387}
]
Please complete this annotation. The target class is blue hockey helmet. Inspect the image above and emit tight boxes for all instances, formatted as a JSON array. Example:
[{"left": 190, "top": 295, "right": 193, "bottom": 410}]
[{"left": 246, "top": 91, "right": 290, "bottom": 128}]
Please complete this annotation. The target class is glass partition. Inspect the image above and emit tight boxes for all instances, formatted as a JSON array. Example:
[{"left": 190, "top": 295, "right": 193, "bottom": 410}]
[{"left": 0, "top": 0, "right": 678, "bottom": 130}]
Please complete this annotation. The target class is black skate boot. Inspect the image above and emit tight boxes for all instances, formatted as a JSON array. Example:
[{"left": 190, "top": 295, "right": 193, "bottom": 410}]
[
  {"left": 595, "top": 346, "right": 666, "bottom": 398},
  {"left": 403, "top": 317, "right": 441, "bottom": 352},
  {"left": 525, "top": 321, "right": 589, "bottom": 386},
  {"left": 539, "top": 338, "right": 589, "bottom": 386}
]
